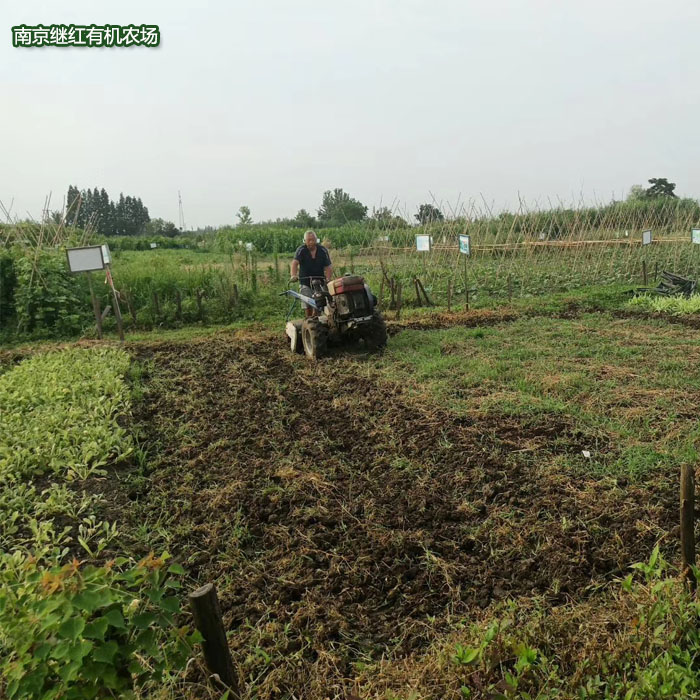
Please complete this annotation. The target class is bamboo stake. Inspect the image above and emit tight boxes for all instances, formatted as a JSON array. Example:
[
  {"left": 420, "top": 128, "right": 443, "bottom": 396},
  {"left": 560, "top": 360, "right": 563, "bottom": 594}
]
[
  {"left": 395, "top": 281, "right": 402, "bottom": 320},
  {"left": 681, "top": 464, "right": 696, "bottom": 591}
]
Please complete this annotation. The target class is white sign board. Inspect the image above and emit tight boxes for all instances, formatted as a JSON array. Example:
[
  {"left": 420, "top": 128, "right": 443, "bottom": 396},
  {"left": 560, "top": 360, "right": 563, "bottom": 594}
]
[
  {"left": 101, "top": 244, "right": 111, "bottom": 265},
  {"left": 692, "top": 228, "right": 700, "bottom": 245},
  {"left": 66, "top": 245, "right": 105, "bottom": 273},
  {"left": 642, "top": 230, "right": 652, "bottom": 246},
  {"left": 416, "top": 234, "right": 431, "bottom": 252},
  {"left": 459, "top": 234, "right": 471, "bottom": 256},
  {"left": 150, "top": 242, "right": 158, "bottom": 249},
  {"left": 377, "top": 235, "right": 390, "bottom": 242},
  {"left": 245, "top": 242, "right": 254, "bottom": 252}
]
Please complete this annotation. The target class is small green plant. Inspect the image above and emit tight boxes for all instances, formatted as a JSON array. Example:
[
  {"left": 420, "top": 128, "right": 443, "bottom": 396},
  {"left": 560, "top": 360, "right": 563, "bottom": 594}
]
[
  {"left": 628, "top": 293, "right": 700, "bottom": 316},
  {"left": 0, "top": 347, "right": 133, "bottom": 482},
  {"left": 0, "top": 552, "right": 197, "bottom": 699}
]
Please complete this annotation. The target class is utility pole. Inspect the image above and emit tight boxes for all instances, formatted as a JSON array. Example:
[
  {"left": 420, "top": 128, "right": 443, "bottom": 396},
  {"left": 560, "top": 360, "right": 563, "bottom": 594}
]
[{"left": 178, "top": 190, "right": 186, "bottom": 231}]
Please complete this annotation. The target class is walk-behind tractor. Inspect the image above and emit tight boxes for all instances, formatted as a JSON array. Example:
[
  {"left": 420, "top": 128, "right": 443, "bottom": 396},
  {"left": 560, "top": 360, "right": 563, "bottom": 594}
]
[{"left": 281, "top": 275, "right": 387, "bottom": 359}]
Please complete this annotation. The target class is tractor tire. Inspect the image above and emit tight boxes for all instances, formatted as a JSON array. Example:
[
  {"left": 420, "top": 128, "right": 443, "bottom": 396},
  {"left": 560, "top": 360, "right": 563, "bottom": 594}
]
[
  {"left": 302, "top": 318, "right": 328, "bottom": 360},
  {"left": 364, "top": 312, "right": 387, "bottom": 350}
]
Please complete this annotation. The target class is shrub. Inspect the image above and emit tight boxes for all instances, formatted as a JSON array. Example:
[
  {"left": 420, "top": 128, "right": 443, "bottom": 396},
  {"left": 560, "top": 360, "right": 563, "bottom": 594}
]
[
  {"left": 10, "top": 251, "right": 88, "bottom": 337},
  {"left": 0, "top": 552, "right": 197, "bottom": 699}
]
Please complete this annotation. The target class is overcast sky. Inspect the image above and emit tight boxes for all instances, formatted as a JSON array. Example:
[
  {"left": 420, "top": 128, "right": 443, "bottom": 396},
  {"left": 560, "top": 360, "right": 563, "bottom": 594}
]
[{"left": 1, "top": 0, "right": 699, "bottom": 228}]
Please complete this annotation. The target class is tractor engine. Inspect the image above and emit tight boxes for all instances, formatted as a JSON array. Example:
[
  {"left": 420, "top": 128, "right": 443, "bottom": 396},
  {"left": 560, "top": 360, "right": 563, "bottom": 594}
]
[{"left": 327, "top": 275, "right": 373, "bottom": 319}]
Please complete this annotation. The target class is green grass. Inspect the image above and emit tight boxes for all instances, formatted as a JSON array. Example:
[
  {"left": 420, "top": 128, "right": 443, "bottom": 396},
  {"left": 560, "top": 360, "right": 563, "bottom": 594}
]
[{"left": 379, "top": 313, "right": 700, "bottom": 478}]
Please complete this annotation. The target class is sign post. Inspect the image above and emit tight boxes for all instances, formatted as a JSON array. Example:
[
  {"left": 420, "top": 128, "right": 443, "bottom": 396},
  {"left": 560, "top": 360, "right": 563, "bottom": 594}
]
[
  {"left": 66, "top": 244, "right": 124, "bottom": 342},
  {"left": 416, "top": 234, "right": 431, "bottom": 275},
  {"left": 67, "top": 245, "right": 106, "bottom": 339},
  {"left": 459, "top": 234, "right": 471, "bottom": 309},
  {"left": 415, "top": 234, "right": 431, "bottom": 252}
]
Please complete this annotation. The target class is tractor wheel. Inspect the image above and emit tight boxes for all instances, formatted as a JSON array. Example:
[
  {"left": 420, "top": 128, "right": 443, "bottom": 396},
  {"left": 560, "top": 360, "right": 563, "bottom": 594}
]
[
  {"left": 364, "top": 312, "right": 388, "bottom": 350},
  {"left": 302, "top": 318, "right": 328, "bottom": 360}
]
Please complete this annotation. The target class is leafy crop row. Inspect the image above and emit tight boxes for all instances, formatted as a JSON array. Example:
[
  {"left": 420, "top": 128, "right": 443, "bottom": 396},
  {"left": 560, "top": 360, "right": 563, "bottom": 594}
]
[{"left": 0, "top": 348, "right": 195, "bottom": 698}]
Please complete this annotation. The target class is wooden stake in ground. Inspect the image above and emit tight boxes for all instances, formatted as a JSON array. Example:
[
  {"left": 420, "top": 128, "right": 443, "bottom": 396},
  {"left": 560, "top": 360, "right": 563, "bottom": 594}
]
[
  {"left": 105, "top": 265, "right": 124, "bottom": 342},
  {"left": 680, "top": 464, "right": 696, "bottom": 591},
  {"left": 378, "top": 276, "right": 385, "bottom": 311},
  {"left": 152, "top": 291, "right": 161, "bottom": 320},
  {"left": 447, "top": 279, "right": 452, "bottom": 312},
  {"left": 414, "top": 277, "right": 422, "bottom": 307},
  {"left": 416, "top": 277, "right": 433, "bottom": 306},
  {"left": 86, "top": 272, "right": 102, "bottom": 339},
  {"left": 464, "top": 255, "right": 469, "bottom": 310},
  {"left": 126, "top": 294, "right": 137, "bottom": 325},
  {"left": 395, "top": 281, "right": 402, "bottom": 320},
  {"left": 642, "top": 259, "right": 648, "bottom": 287},
  {"left": 175, "top": 290, "right": 183, "bottom": 322},
  {"left": 189, "top": 583, "right": 237, "bottom": 692}
]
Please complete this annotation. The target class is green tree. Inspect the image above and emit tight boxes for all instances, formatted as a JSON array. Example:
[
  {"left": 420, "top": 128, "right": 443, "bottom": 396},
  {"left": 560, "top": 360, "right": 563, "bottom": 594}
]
[
  {"left": 293, "top": 208, "right": 316, "bottom": 228},
  {"left": 64, "top": 186, "right": 149, "bottom": 235},
  {"left": 627, "top": 184, "right": 646, "bottom": 201},
  {"left": 371, "top": 206, "right": 406, "bottom": 228},
  {"left": 144, "top": 218, "right": 179, "bottom": 237},
  {"left": 317, "top": 189, "right": 367, "bottom": 227},
  {"left": 237, "top": 205, "right": 252, "bottom": 226},
  {"left": 415, "top": 203, "right": 444, "bottom": 225},
  {"left": 645, "top": 177, "right": 677, "bottom": 198},
  {"left": 66, "top": 185, "right": 81, "bottom": 226}
]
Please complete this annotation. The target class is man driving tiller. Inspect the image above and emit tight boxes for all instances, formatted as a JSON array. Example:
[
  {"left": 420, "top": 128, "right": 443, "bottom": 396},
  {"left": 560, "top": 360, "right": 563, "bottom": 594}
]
[{"left": 289, "top": 230, "right": 333, "bottom": 317}]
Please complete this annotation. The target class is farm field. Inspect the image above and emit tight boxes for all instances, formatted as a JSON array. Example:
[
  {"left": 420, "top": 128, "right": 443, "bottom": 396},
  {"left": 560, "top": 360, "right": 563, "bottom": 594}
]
[
  {"left": 5, "top": 292, "right": 700, "bottom": 698},
  {"left": 5, "top": 199, "right": 700, "bottom": 344}
]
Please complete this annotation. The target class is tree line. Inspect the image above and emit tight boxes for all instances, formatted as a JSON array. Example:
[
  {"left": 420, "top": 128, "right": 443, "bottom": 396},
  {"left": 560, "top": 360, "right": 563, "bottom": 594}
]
[
  {"left": 235, "top": 189, "right": 446, "bottom": 230},
  {"left": 66, "top": 186, "right": 158, "bottom": 237},
  {"left": 62, "top": 178, "right": 682, "bottom": 238},
  {"left": 234, "top": 179, "right": 681, "bottom": 231}
]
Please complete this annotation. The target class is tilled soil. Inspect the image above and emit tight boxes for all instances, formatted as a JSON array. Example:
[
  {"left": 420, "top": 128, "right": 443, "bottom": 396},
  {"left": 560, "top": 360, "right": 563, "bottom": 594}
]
[{"left": 125, "top": 330, "right": 677, "bottom": 698}]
